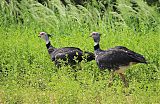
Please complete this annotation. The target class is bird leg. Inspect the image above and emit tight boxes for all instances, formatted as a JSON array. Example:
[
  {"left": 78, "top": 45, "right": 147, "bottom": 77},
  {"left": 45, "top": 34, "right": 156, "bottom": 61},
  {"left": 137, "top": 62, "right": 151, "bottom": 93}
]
[
  {"left": 119, "top": 73, "right": 129, "bottom": 87},
  {"left": 108, "top": 71, "right": 115, "bottom": 87}
]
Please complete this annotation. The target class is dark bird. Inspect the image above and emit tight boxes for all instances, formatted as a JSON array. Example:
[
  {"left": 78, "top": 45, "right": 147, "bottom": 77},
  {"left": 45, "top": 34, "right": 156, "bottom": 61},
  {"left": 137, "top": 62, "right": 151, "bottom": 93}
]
[
  {"left": 38, "top": 32, "right": 95, "bottom": 68},
  {"left": 90, "top": 32, "right": 147, "bottom": 87}
]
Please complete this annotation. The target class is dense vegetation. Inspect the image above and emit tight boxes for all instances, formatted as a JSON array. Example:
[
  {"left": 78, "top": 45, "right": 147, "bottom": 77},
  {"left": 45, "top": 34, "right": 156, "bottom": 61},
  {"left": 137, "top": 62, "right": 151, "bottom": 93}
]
[{"left": 0, "top": 0, "right": 160, "bottom": 103}]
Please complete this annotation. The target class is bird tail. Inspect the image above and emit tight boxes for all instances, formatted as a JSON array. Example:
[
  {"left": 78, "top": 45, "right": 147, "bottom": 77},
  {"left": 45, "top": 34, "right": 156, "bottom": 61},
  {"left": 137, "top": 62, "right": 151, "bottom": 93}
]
[
  {"left": 141, "top": 61, "right": 148, "bottom": 64},
  {"left": 134, "top": 54, "right": 147, "bottom": 64},
  {"left": 83, "top": 51, "right": 95, "bottom": 62}
]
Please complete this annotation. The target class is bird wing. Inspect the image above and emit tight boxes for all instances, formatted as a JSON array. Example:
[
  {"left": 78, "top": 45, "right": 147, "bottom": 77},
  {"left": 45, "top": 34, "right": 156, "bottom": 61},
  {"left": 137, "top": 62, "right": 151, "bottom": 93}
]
[
  {"left": 48, "top": 46, "right": 57, "bottom": 55},
  {"left": 50, "top": 47, "right": 82, "bottom": 61},
  {"left": 51, "top": 47, "right": 95, "bottom": 63},
  {"left": 55, "top": 50, "right": 83, "bottom": 65},
  {"left": 111, "top": 46, "right": 147, "bottom": 63},
  {"left": 54, "top": 48, "right": 83, "bottom": 62},
  {"left": 96, "top": 49, "right": 144, "bottom": 69}
]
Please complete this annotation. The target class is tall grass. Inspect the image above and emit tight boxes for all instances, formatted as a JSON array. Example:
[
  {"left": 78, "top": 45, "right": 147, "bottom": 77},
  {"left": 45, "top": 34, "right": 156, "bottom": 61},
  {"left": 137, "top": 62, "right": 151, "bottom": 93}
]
[
  {"left": 0, "top": 0, "right": 160, "bottom": 103},
  {"left": 0, "top": 0, "right": 159, "bottom": 32}
]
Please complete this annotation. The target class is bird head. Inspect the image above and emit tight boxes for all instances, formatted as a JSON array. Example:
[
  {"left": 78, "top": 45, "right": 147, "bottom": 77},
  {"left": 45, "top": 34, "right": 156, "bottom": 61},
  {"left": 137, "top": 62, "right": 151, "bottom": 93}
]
[
  {"left": 89, "top": 32, "right": 101, "bottom": 43},
  {"left": 38, "top": 32, "right": 52, "bottom": 44}
]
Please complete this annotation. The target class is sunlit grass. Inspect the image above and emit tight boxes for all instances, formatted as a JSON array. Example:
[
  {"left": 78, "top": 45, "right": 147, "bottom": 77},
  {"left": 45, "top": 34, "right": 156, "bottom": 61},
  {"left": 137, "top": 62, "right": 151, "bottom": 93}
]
[
  {"left": 0, "top": 26, "right": 159, "bottom": 103},
  {"left": 0, "top": 0, "right": 160, "bottom": 103}
]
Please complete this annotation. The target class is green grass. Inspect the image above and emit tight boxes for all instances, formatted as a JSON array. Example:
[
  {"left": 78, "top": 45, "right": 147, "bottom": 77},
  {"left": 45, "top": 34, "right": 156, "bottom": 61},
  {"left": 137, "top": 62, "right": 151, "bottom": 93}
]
[
  {"left": 0, "top": 25, "right": 159, "bottom": 103},
  {"left": 0, "top": 0, "right": 160, "bottom": 103}
]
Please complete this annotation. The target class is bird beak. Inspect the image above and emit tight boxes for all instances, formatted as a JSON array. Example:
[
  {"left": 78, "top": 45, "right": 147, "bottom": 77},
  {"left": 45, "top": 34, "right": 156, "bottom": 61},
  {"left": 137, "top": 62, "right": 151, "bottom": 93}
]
[
  {"left": 38, "top": 32, "right": 41, "bottom": 37},
  {"left": 89, "top": 34, "right": 92, "bottom": 37}
]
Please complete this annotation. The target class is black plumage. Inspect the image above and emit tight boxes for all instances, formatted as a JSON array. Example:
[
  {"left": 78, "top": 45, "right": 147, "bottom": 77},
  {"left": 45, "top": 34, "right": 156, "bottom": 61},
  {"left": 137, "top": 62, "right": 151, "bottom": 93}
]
[
  {"left": 90, "top": 32, "right": 147, "bottom": 87},
  {"left": 95, "top": 46, "right": 146, "bottom": 70},
  {"left": 39, "top": 32, "right": 95, "bottom": 67}
]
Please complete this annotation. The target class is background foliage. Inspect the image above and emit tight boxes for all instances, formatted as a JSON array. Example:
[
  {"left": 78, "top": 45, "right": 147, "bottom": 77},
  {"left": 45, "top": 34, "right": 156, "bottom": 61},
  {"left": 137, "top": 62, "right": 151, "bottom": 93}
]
[{"left": 0, "top": 0, "right": 160, "bottom": 103}]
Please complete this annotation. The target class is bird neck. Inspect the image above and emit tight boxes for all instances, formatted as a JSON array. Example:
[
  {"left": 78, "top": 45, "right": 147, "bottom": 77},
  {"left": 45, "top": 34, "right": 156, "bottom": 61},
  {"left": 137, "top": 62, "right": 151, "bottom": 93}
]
[
  {"left": 45, "top": 37, "right": 50, "bottom": 44},
  {"left": 46, "top": 41, "right": 51, "bottom": 49},
  {"left": 42, "top": 35, "right": 50, "bottom": 44},
  {"left": 94, "top": 42, "right": 100, "bottom": 50},
  {"left": 45, "top": 39, "right": 49, "bottom": 44}
]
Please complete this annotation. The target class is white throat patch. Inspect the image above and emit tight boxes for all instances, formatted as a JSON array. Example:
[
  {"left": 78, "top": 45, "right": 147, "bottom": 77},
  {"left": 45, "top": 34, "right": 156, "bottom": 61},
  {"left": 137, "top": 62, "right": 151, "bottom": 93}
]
[{"left": 94, "top": 42, "right": 99, "bottom": 46}]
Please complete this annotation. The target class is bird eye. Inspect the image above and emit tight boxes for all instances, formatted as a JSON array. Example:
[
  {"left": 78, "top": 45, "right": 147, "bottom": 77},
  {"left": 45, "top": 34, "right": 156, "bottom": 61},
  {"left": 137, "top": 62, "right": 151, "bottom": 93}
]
[{"left": 40, "top": 32, "right": 44, "bottom": 36}]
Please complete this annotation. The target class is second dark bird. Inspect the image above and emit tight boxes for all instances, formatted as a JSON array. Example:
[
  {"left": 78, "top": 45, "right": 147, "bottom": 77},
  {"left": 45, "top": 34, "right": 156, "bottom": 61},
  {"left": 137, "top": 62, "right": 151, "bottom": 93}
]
[
  {"left": 38, "top": 32, "right": 95, "bottom": 68},
  {"left": 90, "top": 32, "right": 147, "bottom": 87}
]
